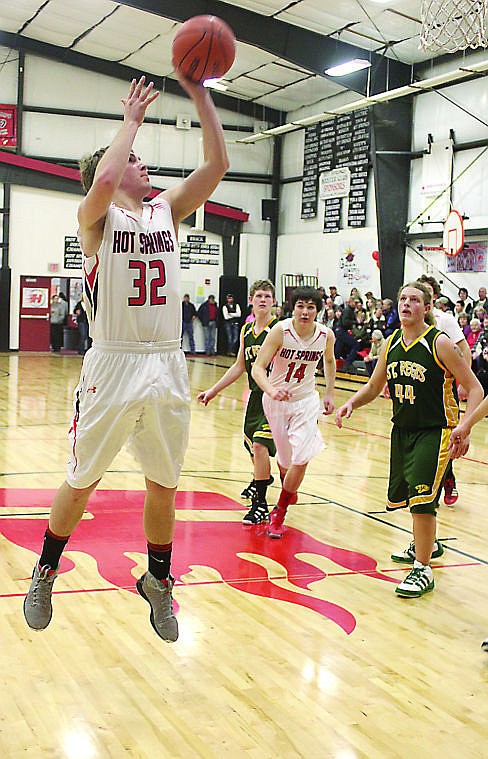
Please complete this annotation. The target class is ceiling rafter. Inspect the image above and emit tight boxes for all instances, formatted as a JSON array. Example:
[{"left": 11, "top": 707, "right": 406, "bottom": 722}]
[
  {"left": 118, "top": 0, "right": 412, "bottom": 96},
  {"left": 0, "top": 29, "right": 284, "bottom": 124}
]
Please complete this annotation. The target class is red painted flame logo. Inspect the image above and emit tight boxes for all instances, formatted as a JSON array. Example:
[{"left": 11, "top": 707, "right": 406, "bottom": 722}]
[{"left": 1, "top": 489, "right": 397, "bottom": 635}]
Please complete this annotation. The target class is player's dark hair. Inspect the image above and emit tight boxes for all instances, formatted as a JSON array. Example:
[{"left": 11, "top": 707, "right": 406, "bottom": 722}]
[
  {"left": 79, "top": 147, "right": 108, "bottom": 194},
  {"left": 418, "top": 273, "right": 441, "bottom": 297},
  {"left": 291, "top": 287, "right": 322, "bottom": 311}
]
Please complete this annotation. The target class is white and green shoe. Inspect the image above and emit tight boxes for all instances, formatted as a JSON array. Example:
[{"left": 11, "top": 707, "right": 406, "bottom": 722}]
[
  {"left": 395, "top": 562, "right": 434, "bottom": 598},
  {"left": 391, "top": 540, "right": 443, "bottom": 564}
]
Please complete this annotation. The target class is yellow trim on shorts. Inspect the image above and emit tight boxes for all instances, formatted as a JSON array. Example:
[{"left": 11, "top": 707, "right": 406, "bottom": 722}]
[
  {"left": 254, "top": 430, "right": 274, "bottom": 440},
  {"left": 408, "top": 427, "right": 451, "bottom": 507},
  {"left": 386, "top": 498, "right": 408, "bottom": 509}
]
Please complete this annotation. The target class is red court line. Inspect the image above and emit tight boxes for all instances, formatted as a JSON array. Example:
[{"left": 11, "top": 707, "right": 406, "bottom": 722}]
[
  {"left": 3, "top": 560, "right": 480, "bottom": 598},
  {"left": 323, "top": 419, "right": 488, "bottom": 466}
]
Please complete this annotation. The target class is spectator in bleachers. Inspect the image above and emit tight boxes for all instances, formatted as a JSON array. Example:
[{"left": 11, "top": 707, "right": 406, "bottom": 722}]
[
  {"left": 467, "top": 317, "right": 482, "bottom": 359},
  {"left": 382, "top": 298, "right": 400, "bottom": 336},
  {"left": 317, "top": 297, "right": 327, "bottom": 324},
  {"left": 472, "top": 313, "right": 488, "bottom": 371},
  {"left": 351, "top": 311, "right": 372, "bottom": 352},
  {"left": 363, "top": 329, "right": 385, "bottom": 377},
  {"left": 474, "top": 286, "right": 488, "bottom": 312},
  {"left": 365, "top": 296, "right": 376, "bottom": 321},
  {"left": 325, "top": 307, "right": 335, "bottom": 329},
  {"left": 369, "top": 303, "right": 386, "bottom": 333},
  {"left": 334, "top": 298, "right": 359, "bottom": 372},
  {"left": 454, "top": 300, "right": 465, "bottom": 316},
  {"left": 458, "top": 312, "right": 471, "bottom": 339},
  {"left": 350, "top": 287, "right": 361, "bottom": 302},
  {"left": 474, "top": 305, "right": 487, "bottom": 322},
  {"left": 275, "top": 304, "right": 286, "bottom": 321},
  {"left": 458, "top": 286, "right": 473, "bottom": 315},
  {"left": 329, "top": 285, "right": 344, "bottom": 307},
  {"left": 354, "top": 298, "right": 366, "bottom": 317}
]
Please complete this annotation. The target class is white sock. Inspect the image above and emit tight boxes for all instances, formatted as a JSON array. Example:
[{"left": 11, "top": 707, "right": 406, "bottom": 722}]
[{"left": 413, "top": 560, "right": 433, "bottom": 578}]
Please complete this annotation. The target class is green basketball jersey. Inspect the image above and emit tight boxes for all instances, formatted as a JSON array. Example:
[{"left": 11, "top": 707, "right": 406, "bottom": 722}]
[
  {"left": 243, "top": 318, "right": 278, "bottom": 392},
  {"left": 386, "top": 325, "right": 459, "bottom": 429}
]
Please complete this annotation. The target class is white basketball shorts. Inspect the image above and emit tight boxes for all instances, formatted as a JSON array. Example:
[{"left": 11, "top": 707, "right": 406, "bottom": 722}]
[
  {"left": 66, "top": 346, "right": 190, "bottom": 489},
  {"left": 262, "top": 390, "right": 324, "bottom": 469}
]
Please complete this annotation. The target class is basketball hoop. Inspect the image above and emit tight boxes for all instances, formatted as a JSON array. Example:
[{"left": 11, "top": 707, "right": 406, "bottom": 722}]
[
  {"left": 442, "top": 209, "right": 465, "bottom": 256},
  {"left": 420, "top": 0, "right": 488, "bottom": 52}
]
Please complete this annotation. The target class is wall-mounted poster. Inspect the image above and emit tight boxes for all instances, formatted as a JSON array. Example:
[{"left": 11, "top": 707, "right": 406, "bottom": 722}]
[
  {"left": 0, "top": 105, "right": 16, "bottom": 147},
  {"left": 64, "top": 236, "right": 83, "bottom": 269},
  {"left": 446, "top": 241, "right": 487, "bottom": 273}
]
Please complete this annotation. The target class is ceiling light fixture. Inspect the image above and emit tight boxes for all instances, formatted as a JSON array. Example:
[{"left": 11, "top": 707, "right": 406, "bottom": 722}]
[
  {"left": 203, "top": 78, "right": 228, "bottom": 91},
  {"left": 325, "top": 59, "right": 371, "bottom": 76}
]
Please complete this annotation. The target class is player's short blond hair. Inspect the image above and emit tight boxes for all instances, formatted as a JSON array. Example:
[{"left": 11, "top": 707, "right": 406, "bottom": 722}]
[
  {"left": 79, "top": 147, "right": 108, "bottom": 194},
  {"left": 249, "top": 279, "right": 275, "bottom": 298},
  {"left": 398, "top": 281, "right": 435, "bottom": 325}
]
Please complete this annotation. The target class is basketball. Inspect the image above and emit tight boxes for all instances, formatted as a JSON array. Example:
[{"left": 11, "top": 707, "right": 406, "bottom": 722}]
[{"left": 172, "top": 15, "right": 236, "bottom": 83}]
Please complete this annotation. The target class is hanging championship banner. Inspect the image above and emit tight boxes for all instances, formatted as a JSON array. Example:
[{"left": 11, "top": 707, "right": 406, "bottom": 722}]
[{"left": 0, "top": 105, "right": 17, "bottom": 148}]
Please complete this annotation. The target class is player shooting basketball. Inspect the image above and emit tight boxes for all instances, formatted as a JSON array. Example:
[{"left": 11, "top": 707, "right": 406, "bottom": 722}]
[{"left": 23, "top": 74, "right": 229, "bottom": 642}]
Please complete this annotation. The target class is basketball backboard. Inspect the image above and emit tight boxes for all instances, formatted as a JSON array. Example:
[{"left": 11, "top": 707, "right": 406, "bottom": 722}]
[{"left": 442, "top": 209, "right": 464, "bottom": 256}]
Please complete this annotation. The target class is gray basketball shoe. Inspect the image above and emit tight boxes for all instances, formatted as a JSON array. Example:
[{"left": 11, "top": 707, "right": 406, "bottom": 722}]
[
  {"left": 23, "top": 563, "right": 58, "bottom": 630},
  {"left": 136, "top": 571, "right": 178, "bottom": 642}
]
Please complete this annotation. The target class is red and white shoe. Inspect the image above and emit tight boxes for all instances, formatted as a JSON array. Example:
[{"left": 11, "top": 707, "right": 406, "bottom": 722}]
[
  {"left": 443, "top": 478, "right": 459, "bottom": 506},
  {"left": 267, "top": 506, "right": 286, "bottom": 538}
]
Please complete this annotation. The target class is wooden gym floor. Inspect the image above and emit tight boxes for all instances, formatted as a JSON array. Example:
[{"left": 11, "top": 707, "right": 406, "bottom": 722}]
[{"left": 0, "top": 351, "right": 487, "bottom": 759}]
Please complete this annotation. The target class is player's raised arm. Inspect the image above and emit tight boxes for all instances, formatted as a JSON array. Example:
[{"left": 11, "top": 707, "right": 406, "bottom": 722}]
[
  {"left": 78, "top": 77, "right": 159, "bottom": 253},
  {"left": 162, "top": 74, "right": 229, "bottom": 227},
  {"left": 335, "top": 339, "right": 388, "bottom": 427}
]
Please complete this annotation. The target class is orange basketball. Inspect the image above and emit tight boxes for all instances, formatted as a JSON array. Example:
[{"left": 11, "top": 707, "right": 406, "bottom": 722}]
[{"left": 172, "top": 15, "right": 236, "bottom": 83}]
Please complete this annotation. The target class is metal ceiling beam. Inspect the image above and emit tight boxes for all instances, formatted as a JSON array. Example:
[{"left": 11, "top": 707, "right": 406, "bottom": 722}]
[
  {"left": 0, "top": 30, "right": 283, "bottom": 125},
  {"left": 119, "top": 0, "right": 412, "bottom": 96}
]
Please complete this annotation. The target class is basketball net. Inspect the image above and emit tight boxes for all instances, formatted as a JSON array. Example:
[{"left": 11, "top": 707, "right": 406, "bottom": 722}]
[{"left": 420, "top": 0, "right": 488, "bottom": 52}]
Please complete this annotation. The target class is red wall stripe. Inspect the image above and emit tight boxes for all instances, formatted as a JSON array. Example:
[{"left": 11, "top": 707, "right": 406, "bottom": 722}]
[{"left": 0, "top": 150, "right": 249, "bottom": 222}]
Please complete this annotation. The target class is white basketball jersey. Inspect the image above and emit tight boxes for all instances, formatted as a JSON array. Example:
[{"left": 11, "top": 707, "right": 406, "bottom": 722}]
[
  {"left": 268, "top": 318, "right": 328, "bottom": 401},
  {"left": 83, "top": 199, "right": 181, "bottom": 345}
]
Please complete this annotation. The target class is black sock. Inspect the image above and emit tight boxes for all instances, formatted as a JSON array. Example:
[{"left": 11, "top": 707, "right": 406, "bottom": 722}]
[
  {"left": 39, "top": 528, "right": 70, "bottom": 569},
  {"left": 148, "top": 542, "right": 172, "bottom": 582},
  {"left": 255, "top": 480, "right": 268, "bottom": 502}
]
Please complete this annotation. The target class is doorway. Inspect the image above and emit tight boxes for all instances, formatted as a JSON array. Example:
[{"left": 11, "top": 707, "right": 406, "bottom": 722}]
[{"left": 19, "top": 275, "right": 83, "bottom": 351}]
